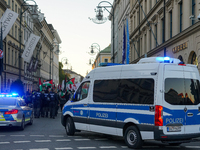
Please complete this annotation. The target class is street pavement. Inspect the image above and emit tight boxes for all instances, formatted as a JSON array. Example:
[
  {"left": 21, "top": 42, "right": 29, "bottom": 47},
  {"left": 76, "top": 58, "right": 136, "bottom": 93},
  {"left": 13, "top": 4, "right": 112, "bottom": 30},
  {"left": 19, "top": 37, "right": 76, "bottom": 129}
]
[{"left": 1, "top": 109, "right": 200, "bottom": 150}]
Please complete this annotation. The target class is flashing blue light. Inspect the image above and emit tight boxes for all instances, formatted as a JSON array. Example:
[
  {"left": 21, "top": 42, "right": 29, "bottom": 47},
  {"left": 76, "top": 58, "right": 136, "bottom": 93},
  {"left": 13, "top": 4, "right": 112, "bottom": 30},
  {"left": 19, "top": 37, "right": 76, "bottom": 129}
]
[
  {"left": 6, "top": 94, "right": 12, "bottom": 97},
  {"left": 164, "top": 57, "right": 170, "bottom": 60},
  {"left": 156, "top": 57, "right": 170, "bottom": 62},
  {"left": 12, "top": 93, "right": 18, "bottom": 96},
  {"left": 0, "top": 93, "right": 19, "bottom": 98}
]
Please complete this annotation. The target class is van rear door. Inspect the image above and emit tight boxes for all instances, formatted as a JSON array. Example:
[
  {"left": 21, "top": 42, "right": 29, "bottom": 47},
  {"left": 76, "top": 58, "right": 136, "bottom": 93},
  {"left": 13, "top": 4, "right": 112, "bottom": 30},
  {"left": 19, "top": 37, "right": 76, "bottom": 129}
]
[
  {"left": 183, "top": 66, "right": 200, "bottom": 134},
  {"left": 163, "top": 65, "right": 186, "bottom": 135}
]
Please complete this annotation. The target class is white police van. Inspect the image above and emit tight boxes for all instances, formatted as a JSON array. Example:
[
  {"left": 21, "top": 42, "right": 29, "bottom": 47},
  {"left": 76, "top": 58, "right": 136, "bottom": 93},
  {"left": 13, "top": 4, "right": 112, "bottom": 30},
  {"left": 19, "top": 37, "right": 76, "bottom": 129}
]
[{"left": 61, "top": 57, "right": 200, "bottom": 149}]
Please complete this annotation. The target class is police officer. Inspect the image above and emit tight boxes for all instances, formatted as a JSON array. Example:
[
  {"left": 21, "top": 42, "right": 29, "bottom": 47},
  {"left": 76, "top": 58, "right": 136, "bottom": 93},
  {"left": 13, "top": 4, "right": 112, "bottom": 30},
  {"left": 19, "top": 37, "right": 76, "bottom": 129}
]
[
  {"left": 31, "top": 91, "right": 36, "bottom": 118},
  {"left": 34, "top": 89, "right": 43, "bottom": 118},
  {"left": 40, "top": 90, "right": 45, "bottom": 117},
  {"left": 43, "top": 89, "right": 50, "bottom": 117},
  {"left": 49, "top": 89, "right": 59, "bottom": 119}
]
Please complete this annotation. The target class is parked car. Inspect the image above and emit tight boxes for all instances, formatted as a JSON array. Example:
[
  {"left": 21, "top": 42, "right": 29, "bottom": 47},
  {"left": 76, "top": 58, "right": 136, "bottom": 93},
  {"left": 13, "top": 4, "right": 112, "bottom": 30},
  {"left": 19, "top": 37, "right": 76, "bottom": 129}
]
[{"left": 0, "top": 93, "right": 33, "bottom": 130}]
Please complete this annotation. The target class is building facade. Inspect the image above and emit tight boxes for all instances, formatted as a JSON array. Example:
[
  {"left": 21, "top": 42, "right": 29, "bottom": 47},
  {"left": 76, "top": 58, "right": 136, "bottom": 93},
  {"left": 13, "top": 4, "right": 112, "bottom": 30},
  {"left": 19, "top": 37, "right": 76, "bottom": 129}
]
[
  {"left": 111, "top": 0, "right": 200, "bottom": 71},
  {"left": 92, "top": 44, "right": 111, "bottom": 68},
  {"left": 0, "top": 0, "right": 61, "bottom": 93},
  {"left": 63, "top": 69, "right": 84, "bottom": 84}
]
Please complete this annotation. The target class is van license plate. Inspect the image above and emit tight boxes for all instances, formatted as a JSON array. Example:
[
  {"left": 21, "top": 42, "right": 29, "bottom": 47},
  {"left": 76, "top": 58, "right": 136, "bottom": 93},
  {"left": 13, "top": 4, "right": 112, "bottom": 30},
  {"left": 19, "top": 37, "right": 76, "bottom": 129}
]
[{"left": 167, "top": 126, "right": 181, "bottom": 132}]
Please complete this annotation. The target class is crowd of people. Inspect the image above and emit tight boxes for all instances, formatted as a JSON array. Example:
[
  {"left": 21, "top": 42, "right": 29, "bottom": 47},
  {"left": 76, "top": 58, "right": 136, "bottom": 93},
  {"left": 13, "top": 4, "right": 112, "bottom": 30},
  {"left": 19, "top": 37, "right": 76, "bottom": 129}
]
[{"left": 24, "top": 88, "right": 73, "bottom": 119}]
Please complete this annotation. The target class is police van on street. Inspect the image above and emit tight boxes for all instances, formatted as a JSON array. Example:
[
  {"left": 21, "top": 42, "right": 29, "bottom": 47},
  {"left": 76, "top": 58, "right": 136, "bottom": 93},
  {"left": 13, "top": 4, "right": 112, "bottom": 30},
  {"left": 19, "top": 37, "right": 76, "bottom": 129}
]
[{"left": 61, "top": 57, "right": 200, "bottom": 149}]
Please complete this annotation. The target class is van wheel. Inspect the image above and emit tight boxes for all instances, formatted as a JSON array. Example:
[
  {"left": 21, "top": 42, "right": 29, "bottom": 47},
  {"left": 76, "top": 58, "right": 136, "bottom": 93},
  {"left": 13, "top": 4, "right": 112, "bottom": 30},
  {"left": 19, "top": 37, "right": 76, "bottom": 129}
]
[
  {"left": 65, "top": 117, "right": 75, "bottom": 135},
  {"left": 124, "top": 126, "right": 143, "bottom": 149}
]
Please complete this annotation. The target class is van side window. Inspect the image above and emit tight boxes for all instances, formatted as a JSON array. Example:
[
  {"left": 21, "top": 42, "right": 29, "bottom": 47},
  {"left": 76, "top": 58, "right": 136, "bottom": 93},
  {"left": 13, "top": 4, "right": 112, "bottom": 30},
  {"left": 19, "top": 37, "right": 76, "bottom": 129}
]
[
  {"left": 76, "top": 81, "right": 90, "bottom": 101},
  {"left": 93, "top": 79, "right": 154, "bottom": 104},
  {"left": 165, "top": 78, "right": 200, "bottom": 105}
]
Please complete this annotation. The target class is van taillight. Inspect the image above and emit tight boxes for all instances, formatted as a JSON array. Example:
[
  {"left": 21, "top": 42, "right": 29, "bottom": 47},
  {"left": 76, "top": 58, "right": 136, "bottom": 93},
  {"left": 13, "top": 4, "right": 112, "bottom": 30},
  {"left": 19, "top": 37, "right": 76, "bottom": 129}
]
[
  {"left": 4, "top": 109, "right": 18, "bottom": 114},
  {"left": 155, "top": 105, "right": 163, "bottom": 126}
]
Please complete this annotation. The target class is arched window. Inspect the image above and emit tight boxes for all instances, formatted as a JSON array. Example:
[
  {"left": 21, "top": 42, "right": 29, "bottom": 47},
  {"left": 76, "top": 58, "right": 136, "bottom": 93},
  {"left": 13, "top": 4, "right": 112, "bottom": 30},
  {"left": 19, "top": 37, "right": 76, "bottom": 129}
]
[
  {"left": 191, "top": 52, "right": 198, "bottom": 66},
  {"left": 178, "top": 55, "right": 183, "bottom": 62},
  {"left": 188, "top": 51, "right": 198, "bottom": 67}
]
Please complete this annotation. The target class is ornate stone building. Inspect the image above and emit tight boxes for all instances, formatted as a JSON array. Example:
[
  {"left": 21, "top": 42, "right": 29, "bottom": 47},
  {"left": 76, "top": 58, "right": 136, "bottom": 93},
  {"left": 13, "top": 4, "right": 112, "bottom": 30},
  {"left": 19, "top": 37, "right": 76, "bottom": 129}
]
[
  {"left": 0, "top": 0, "right": 61, "bottom": 93},
  {"left": 111, "top": 0, "right": 200, "bottom": 70}
]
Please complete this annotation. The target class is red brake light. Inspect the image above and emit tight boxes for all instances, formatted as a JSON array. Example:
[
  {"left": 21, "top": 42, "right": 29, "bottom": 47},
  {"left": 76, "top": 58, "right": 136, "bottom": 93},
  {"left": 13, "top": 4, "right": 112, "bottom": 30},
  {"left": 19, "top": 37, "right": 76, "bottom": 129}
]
[
  {"left": 178, "top": 64, "right": 186, "bottom": 66},
  {"left": 4, "top": 109, "right": 18, "bottom": 114},
  {"left": 155, "top": 105, "right": 163, "bottom": 126},
  {"left": 178, "top": 62, "right": 186, "bottom": 66}
]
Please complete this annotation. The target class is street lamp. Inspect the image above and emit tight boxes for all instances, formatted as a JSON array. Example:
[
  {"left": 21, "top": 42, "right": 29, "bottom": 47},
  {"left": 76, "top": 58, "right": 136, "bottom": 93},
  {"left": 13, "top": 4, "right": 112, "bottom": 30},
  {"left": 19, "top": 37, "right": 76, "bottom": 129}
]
[
  {"left": 88, "top": 43, "right": 100, "bottom": 55},
  {"left": 19, "top": 0, "right": 38, "bottom": 81},
  {"left": 94, "top": 1, "right": 115, "bottom": 63},
  {"left": 61, "top": 57, "right": 68, "bottom": 66},
  {"left": 89, "top": 7, "right": 107, "bottom": 24},
  {"left": 61, "top": 57, "right": 72, "bottom": 70},
  {"left": 88, "top": 57, "right": 95, "bottom": 65}
]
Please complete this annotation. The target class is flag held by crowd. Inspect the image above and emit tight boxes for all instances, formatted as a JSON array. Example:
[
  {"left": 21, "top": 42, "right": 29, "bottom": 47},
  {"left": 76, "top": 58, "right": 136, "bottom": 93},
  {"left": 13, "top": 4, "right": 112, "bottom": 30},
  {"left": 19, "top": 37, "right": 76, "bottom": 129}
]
[
  {"left": 67, "top": 78, "right": 75, "bottom": 85},
  {"left": 43, "top": 79, "right": 53, "bottom": 87},
  {"left": 39, "top": 78, "right": 42, "bottom": 91}
]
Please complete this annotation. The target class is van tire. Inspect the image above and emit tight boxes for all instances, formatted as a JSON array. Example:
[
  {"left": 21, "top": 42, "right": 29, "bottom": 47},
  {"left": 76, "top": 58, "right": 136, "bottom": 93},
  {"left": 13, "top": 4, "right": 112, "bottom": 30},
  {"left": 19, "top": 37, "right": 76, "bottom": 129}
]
[
  {"left": 66, "top": 117, "right": 75, "bottom": 135},
  {"left": 124, "top": 126, "right": 143, "bottom": 149}
]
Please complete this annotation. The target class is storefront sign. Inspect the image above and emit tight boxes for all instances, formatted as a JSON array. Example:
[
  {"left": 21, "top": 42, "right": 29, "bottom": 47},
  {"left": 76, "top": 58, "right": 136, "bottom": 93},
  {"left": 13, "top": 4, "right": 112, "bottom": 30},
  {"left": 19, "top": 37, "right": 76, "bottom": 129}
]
[{"left": 172, "top": 42, "right": 188, "bottom": 53}]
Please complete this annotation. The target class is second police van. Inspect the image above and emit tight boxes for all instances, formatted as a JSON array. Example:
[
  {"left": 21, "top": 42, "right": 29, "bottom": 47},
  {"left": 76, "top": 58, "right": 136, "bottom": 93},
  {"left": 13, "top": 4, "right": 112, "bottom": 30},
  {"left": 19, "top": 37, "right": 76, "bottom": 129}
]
[{"left": 61, "top": 57, "right": 200, "bottom": 149}]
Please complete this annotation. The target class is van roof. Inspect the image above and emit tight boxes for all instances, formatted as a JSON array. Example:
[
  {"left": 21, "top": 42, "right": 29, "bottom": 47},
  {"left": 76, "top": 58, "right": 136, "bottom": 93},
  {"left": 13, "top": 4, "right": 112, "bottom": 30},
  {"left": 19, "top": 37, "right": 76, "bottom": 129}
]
[
  {"left": 85, "top": 57, "right": 198, "bottom": 79},
  {"left": 137, "top": 57, "right": 181, "bottom": 64}
]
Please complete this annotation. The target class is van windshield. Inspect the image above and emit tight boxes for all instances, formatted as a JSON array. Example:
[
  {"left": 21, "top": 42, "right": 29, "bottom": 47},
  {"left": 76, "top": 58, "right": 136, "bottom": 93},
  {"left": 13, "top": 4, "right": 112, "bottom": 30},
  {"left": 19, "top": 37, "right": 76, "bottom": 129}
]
[{"left": 165, "top": 78, "right": 200, "bottom": 105}]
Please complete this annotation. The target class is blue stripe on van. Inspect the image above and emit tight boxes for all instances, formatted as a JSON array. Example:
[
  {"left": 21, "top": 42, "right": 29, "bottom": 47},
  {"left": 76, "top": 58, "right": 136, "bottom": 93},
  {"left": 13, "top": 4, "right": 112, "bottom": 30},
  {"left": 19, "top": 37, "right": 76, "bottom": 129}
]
[
  {"left": 88, "top": 104, "right": 154, "bottom": 125},
  {"left": 163, "top": 106, "right": 200, "bottom": 126}
]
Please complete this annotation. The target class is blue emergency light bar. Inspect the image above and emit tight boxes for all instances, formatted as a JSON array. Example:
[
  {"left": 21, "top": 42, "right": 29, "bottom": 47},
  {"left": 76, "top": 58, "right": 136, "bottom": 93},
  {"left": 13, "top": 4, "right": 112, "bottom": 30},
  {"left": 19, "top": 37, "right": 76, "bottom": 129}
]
[
  {"left": 156, "top": 57, "right": 170, "bottom": 63},
  {"left": 0, "top": 93, "right": 19, "bottom": 97}
]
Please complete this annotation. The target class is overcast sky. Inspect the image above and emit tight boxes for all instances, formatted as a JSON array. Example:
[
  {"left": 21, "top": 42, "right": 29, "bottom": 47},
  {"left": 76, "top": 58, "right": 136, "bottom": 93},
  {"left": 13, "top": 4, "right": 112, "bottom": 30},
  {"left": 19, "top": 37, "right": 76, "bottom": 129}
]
[{"left": 34, "top": 0, "right": 113, "bottom": 77}]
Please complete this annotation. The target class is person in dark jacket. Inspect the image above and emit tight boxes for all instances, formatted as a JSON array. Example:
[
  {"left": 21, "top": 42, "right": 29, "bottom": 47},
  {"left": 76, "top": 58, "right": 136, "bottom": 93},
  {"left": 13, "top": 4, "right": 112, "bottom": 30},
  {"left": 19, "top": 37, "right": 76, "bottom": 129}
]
[
  {"left": 65, "top": 90, "right": 71, "bottom": 102},
  {"left": 59, "top": 90, "right": 67, "bottom": 111},
  {"left": 49, "top": 89, "right": 59, "bottom": 119},
  {"left": 33, "top": 89, "right": 43, "bottom": 118},
  {"left": 43, "top": 89, "right": 50, "bottom": 117}
]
